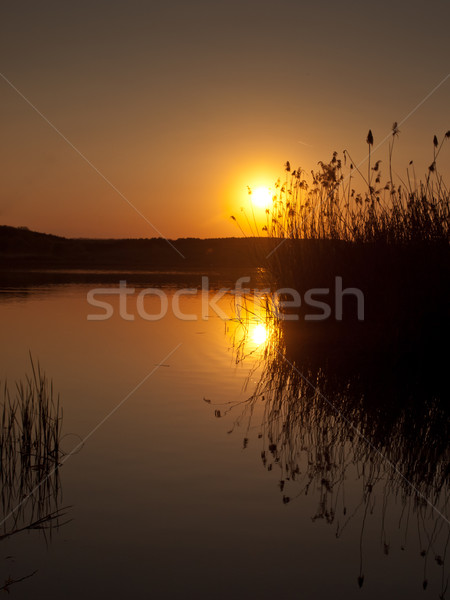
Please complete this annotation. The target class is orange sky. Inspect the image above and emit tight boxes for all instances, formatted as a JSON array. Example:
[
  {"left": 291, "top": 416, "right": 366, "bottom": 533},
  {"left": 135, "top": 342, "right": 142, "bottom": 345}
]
[{"left": 1, "top": 1, "right": 449, "bottom": 239}]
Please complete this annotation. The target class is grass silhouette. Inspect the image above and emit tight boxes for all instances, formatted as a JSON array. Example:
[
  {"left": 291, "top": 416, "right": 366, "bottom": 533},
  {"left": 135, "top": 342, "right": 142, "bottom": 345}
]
[
  {"left": 0, "top": 357, "right": 67, "bottom": 537},
  {"left": 232, "top": 127, "right": 450, "bottom": 355},
  {"left": 254, "top": 126, "right": 449, "bottom": 245}
]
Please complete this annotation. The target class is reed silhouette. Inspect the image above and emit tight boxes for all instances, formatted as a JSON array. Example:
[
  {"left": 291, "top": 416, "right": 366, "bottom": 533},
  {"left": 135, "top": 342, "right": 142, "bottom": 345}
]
[
  {"left": 0, "top": 358, "right": 70, "bottom": 593},
  {"left": 234, "top": 126, "right": 450, "bottom": 387},
  {"left": 256, "top": 127, "right": 449, "bottom": 245}
]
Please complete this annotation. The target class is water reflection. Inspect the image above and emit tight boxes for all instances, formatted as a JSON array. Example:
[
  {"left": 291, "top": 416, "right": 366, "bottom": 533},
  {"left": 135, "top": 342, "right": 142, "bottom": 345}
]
[
  {"left": 251, "top": 323, "right": 268, "bottom": 346},
  {"left": 224, "top": 297, "right": 450, "bottom": 596},
  {"left": 225, "top": 294, "right": 274, "bottom": 361}
]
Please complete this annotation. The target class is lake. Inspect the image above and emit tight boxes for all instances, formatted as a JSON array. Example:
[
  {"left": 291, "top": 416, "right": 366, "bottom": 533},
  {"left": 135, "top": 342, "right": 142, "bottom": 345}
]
[{"left": 0, "top": 278, "right": 448, "bottom": 599}]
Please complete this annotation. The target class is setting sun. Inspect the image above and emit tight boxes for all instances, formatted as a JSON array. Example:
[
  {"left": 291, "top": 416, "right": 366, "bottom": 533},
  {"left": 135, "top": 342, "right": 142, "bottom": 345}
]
[{"left": 251, "top": 187, "right": 272, "bottom": 209}]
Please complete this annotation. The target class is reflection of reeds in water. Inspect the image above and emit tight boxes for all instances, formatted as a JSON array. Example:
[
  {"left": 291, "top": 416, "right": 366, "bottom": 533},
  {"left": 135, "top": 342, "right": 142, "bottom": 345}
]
[
  {"left": 222, "top": 302, "right": 449, "bottom": 595},
  {"left": 0, "top": 358, "right": 67, "bottom": 539},
  {"left": 226, "top": 294, "right": 275, "bottom": 366}
]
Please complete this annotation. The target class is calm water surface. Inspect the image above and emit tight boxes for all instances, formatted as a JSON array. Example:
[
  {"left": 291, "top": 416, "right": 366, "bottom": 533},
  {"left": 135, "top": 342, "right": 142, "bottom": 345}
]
[{"left": 0, "top": 282, "right": 448, "bottom": 599}]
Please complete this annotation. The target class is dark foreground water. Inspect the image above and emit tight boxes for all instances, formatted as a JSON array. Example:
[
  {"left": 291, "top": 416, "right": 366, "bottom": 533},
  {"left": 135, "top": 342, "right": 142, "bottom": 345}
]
[{"left": 0, "top": 280, "right": 448, "bottom": 599}]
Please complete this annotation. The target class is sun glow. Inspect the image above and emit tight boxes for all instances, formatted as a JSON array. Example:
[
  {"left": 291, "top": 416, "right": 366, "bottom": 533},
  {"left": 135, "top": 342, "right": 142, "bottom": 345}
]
[
  {"left": 251, "top": 323, "right": 268, "bottom": 345},
  {"left": 227, "top": 308, "right": 271, "bottom": 354},
  {"left": 251, "top": 186, "right": 272, "bottom": 209}
]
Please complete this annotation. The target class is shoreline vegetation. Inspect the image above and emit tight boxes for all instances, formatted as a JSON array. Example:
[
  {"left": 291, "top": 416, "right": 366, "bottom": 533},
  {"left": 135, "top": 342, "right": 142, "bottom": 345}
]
[
  {"left": 0, "top": 358, "right": 64, "bottom": 535},
  {"left": 239, "top": 128, "right": 450, "bottom": 355},
  {"left": 222, "top": 129, "right": 449, "bottom": 592},
  {"left": 0, "top": 359, "right": 68, "bottom": 593}
]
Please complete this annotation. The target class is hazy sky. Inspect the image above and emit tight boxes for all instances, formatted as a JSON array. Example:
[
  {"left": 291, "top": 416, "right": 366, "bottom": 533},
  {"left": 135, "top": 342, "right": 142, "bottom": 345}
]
[{"left": 1, "top": 0, "right": 449, "bottom": 239}]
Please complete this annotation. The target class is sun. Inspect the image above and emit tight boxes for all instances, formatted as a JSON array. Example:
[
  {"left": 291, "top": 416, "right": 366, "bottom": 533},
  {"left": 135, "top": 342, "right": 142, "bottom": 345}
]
[{"left": 251, "top": 186, "right": 272, "bottom": 209}]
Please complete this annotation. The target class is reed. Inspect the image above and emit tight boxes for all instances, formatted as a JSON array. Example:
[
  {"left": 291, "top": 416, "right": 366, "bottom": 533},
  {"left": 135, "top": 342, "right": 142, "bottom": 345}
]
[
  {"left": 234, "top": 128, "right": 449, "bottom": 296},
  {"left": 0, "top": 356, "right": 64, "bottom": 536},
  {"left": 234, "top": 128, "right": 450, "bottom": 354},
  {"left": 0, "top": 359, "right": 70, "bottom": 593},
  {"left": 261, "top": 127, "right": 449, "bottom": 246}
]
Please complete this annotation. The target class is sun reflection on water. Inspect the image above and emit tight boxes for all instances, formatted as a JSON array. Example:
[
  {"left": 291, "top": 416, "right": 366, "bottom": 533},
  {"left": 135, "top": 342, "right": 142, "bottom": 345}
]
[
  {"left": 225, "top": 293, "right": 276, "bottom": 364},
  {"left": 251, "top": 323, "right": 268, "bottom": 345}
]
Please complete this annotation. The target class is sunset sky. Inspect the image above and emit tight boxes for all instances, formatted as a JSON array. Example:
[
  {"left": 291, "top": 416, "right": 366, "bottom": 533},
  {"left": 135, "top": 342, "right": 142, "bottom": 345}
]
[{"left": 1, "top": 1, "right": 449, "bottom": 239}]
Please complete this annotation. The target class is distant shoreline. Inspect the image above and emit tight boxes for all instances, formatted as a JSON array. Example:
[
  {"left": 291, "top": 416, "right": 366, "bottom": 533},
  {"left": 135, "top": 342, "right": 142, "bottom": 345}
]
[
  {"left": 0, "top": 225, "right": 275, "bottom": 272},
  {"left": 0, "top": 225, "right": 278, "bottom": 287}
]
